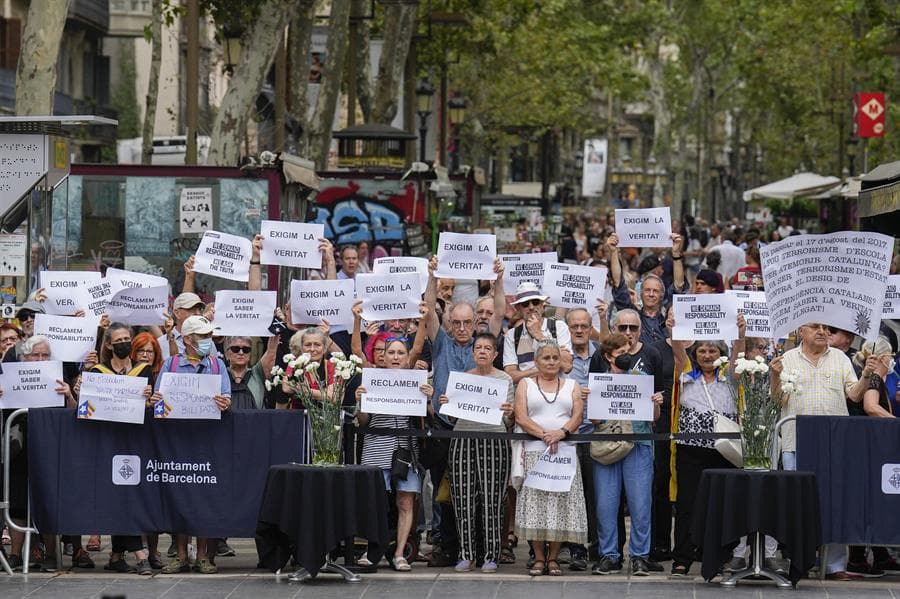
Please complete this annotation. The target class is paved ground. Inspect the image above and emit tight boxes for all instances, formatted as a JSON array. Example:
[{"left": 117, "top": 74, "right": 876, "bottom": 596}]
[{"left": 1, "top": 537, "right": 898, "bottom": 598}]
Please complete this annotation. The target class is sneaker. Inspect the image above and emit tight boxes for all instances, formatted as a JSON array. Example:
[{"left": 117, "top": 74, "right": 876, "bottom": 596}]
[
  {"left": 556, "top": 546, "right": 571, "bottom": 564},
  {"left": 63, "top": 543, "right": 73, "bottom": 556},
  {"left": 481, "top": 560, "right": 498, "bottom": 573},
  {"left": 104, "top": 558, "right": 132, "bottom": 573},
  {"left": 631, "top": 556, "right": 651, "bottom": 576},
  {"left": 161, "top": 557, "right": 190, "bottom": 574},
  {"left": 569, "top": 547, "right": 588, "bottom": 571},
  {"left": 39, "top": 555, "right": 58, "bottom": 572},
  {"left": 846, "top": 561, "right": 884, "bottom": 578},
  {"left": 135, "top": 559, "right": 153, "bottom": 576},
  {"left": 874, "top": 557, "right": 900, "bottom": 574},
  {"left": 193, "top": 559, "right": 218, "bottom": 574},
  {"left": 6, "top": 554, "right": 23, "bottom": 571},
  {"left": 148, "top": 553, "right": 164, "bottom": 570},
  {"left": 72, "top": 548, "right": 95, "bottom": 568},
  {"left": 765, "top": 557, "right": 789, "bottom": 574},
  {"left": 166, "top": 542, "right": 177, "bottom": 558},
  {"left": 723, "top": 556, "right": 747, "bottom": 573},
  {"left": 216, "top": 540, "right": 236, "bottom": 557},
  {"left": 454, "top": 559, "right": 471, "bottom": 572},
  {"left": 592, "top": 555, "right": 622, "bottom": 575}
]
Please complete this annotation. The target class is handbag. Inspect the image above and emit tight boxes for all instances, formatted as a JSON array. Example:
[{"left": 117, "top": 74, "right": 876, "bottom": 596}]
[
  {"left": 701, "top": 378, "right": 743, "bottom": 467},
  {"left": 590, "top": 420, "right": 634, "bottom": 465},
  {"left": 390, "top": 416, "right": 422, "bottom": 482}
]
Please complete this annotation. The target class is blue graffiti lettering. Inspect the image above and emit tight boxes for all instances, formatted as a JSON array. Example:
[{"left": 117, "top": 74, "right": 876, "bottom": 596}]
[{"left": 314, "top": 198, "right": 405, "bottom": 248}]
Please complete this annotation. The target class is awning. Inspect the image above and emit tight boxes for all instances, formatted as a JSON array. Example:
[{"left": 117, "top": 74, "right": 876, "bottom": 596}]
[
  {"left": 742, "top": 172, "right": 841, "bottom": 202},
  {"left": 281, "top": 153, "right": 319, "bottom": 190}
]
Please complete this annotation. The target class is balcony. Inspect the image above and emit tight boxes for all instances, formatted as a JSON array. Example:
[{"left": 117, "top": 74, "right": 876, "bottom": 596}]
[
  {"left": 68, "top": 0, "right": 110, "bottom": 34},
  {"left": 110, "top": 0, "right": 152, "bottom": 37}
]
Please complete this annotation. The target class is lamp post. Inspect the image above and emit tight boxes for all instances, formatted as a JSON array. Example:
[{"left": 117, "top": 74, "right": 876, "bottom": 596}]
[
  {"left": 223, "top": 27, "right": 243, "bottom": 75},
  {"left": 448, "top": 95, "right": 466, "bottom": 173},
  {"left": 415, "top": 80, "right": 435, "bottom": 164},
  {"left": 847, "top": 137, "right": 858, "bottom": 177}
]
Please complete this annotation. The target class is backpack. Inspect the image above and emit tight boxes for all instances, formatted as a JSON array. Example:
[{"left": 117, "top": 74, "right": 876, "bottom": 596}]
[{"left": 513, "top": 316, "right": 561, "bottom": 363}]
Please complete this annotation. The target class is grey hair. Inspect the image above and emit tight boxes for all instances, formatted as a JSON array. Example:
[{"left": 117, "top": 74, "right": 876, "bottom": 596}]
[
  {"left": 641, "top": 274, "right": 665, "bottom": 290},
  {"left": 449, "top": 301, "right": 476, "bottom": 318},
  {"left": 534, "top": 338, "right": 561, "bottom": 359},
  {"left": 224, "top": 336, "right": 252, "bottom": 348},
  {"left": 613, "top": 308, "right": 641, "bottom": 328},
  {"left": 289, "top": 327, "right": 327, "bottom": 353},
  {"left": 22, "top": 335, "right": 51, "bottom": 357},
  {"left": 690, "top": 340, "right": 729, "bottom": 359},
  {"left": 854, "top": 336, "right": 893, "bottom": 369},
  {"left": 565, "top": 307, "right": 591, "bottom": 324}
]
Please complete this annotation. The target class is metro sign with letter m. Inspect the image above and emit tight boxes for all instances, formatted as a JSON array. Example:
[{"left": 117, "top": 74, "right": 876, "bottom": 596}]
[{"left": 855, "top": 92, "right": 886, "bottom": 138}]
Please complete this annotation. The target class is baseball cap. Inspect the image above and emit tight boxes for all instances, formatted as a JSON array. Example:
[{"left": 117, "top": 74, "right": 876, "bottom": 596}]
[
  {"left": 181, "top": 315, "right": 214, "bottom": 337},
  {"left": 16, "top": 300, "right": 45, "bottom": 318},
  {"left": 512, "top": 281, "right": 549, "bottom": 305},
  {"left": 173, "top": 292, "right": 205, "bottom": 311}
]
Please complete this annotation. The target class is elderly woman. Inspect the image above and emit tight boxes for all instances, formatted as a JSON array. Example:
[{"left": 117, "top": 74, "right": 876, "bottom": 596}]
[
  {"left": 0, "top": 323, "right": 23, "bottom": 360},
  {"left": 277, "top": 327, "right": 336, "bottom": 409},
  {"left": 669, "top": 314, "right": 745, "bottom": 577},
  {"left": 224, "top": 335, "right": 277, "bottom": 410},
  {"left": 438, "top": 332, "right": 514, "bottom": 573},
  {"left": 514, "top": 340, "right": 587, "bottom": 576}
]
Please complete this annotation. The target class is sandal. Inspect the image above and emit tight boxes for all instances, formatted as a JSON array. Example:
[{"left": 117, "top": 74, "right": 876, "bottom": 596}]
[
  {"left": 528, "top": 560, "right": 545, "bottom": 576},
  {"left": 500, "top": 546, "right": 516, "bottom": 564},
  {"left": 507, "top": 532, "right": 518, "bottom": 548},
  {"left": 393, "top": 556, "right": 411, "bottom": 572},
  {"left": 547, "top": 559, "right": 562, "bottom": 576},
  {"left": 86, "top": 535, "right": 102, "bottom": 552},
  {"left": 671, "top": 564, "right": 689, "bottom": 577}
]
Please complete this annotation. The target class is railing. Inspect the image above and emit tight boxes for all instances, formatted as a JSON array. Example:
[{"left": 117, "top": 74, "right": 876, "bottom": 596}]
[{"left": 2, "top": 409, "right": 38, "bottom": 575}]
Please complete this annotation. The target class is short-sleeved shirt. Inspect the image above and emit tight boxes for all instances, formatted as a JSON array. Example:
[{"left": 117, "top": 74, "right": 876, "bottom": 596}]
[
  {"left": 567, "top": 342, "right": 597, "bottom": 434},
  {"left": 432, "top": 328, "right": 476, "bottom": 425},
  {"left": 155, "top": 354, "right": 232, "bottom": 396},
  {"left": 677, "top": 370, "right": 738, "bottom": 449},
  {"left": 502, "top": 318, "right": 572, "bottom": 372},
  {"left": 157, "top": 329, "right": 184, "bottom": 360}
]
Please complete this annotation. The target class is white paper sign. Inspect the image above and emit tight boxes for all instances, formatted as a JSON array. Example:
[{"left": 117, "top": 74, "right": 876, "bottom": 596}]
[
  {"left": 360, "top": 368, "right": 427, "bottom": 416},
  {"left": 33, "top": 313, "right": 99, "bottom": 362},
  {"left": 496, "top": 227, "right": 517, "bottom": 243},
  {"left": 440, "top": 372, "right": 508, "bottom": 426},
  {"left": 434, "top": 232, "right": 497, "bottom": 280},
  {"left": 588, "top": 373, "right": 654, "bottom": 421},
  {"left": 373, "top": 257, "right": 429, "bottom": 293},
  {"left": 523, "top": 444, "right": 577, "bottom": 492},
  {"left": 39, "top": 271, "right": 102, "bottom": 315},
  {"left": 0, "top": 233, "right": 27, "bottom": 276},
  {"left": 615, "top": 208, "right": 672, "bottom": 248},
  {"left": 882, "top": 275, "right": 900, "bottom": 319},
  {"left": 213, "top": 290, "right": 276, "bottom": 337},
  {"left": 179, "top": 187, "right": 213, "bottom": 234},
  {"left": 193, "top": 230, "right": 252, "bottom": 282},
  {"left": 77, "top": 372, "right": 147, "bottom": 424},
  {"left": 542, "top": 262, "right": 608, "bottom": 309},
  {"left": 501, "top": 252, "right": 558, "bottom": 295},
  {"left": 0, "top": 361, "right": 64, "bottom": 409},
  {"left": 356, "top": 272, "right": 422, "bottom": 321},
  {"left": 106, "top": 285, "right": 169, "bottom": 326},
  {"left": 104, "top": 267, "right": 169, "bottom": 294},
  {"left": 727, "top": 290, "right": 771, "bottom": 337},
  {"left": 672, "top": 293, "right": 739, "bottom": 341},
  {"left": 156, "top": 372, "right": 221, "bottom": 420},
  {"left": 259, "top": 220, "right": 324, "bottom": 269},
  {"left": 290, "top": 279, "right": 355, "bottom": 326},
  {"left": 83, "top": 279, "right": 115, "bottom": 317},
  {"left": 760, "top": 232, "right": 893, "bottom": 341}
]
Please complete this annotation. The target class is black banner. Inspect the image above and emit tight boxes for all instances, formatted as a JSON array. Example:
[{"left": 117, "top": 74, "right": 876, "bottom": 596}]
[
  {"left": 797, "top": 415, "right": 900, "bottom": 545},
  {"left": 27, "top": 409, "right": 306, "bottom": 537}
]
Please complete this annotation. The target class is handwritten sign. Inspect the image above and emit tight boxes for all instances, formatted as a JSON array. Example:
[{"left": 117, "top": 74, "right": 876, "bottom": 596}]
[
  {"left": 434, "top": 232, "right": 497, "bottom": 280},
  {"left": 615, "top": 207, "right": 672, "bottom": 248},
  {"left": 77, "top": 372, "right": 147, "bottom": 424},
  {"left": 373, "top": 256, "right": 429, "bottom": 293},
  {"left": 588, "top": 373, "right": 654, "bottom": 421},
  {"left": 523, "top": 444, "right": 577, "bottom": 492},
  {"left": 542, "top": 262, "right": 608, "bottom": 309},
  {"left": 440, "top": 372, "right": 508, "bottom": 426},
  {"left": 156, "top": 372, "right": 221, "bottom": 420},
  {"left": 213, "top": 290, "right": 276, "bottom": 337},
  {"left": 179, "top": 187, "right": 213, "bottom": 234},
  {"left": 727, "top": 290, "right": 771, "bottom": 337},
  {"left": 39, "top": 271, "right": 101, "bottom": 315},
  {"left": 83, "top": 279, "right": 114, "bottom": 317},
  {"left": 760, "top": 232, "right": 893, "bottom": 341},
  {"left": 883, "top": 275, "right": 900, "bottom": 319},
  {"left": 356, "top": 272, "right": 421, "bottom": 321},
  {"left": 0, "top": 361, "right": 64, "bottom": 409},
  {"left": 290, "top": 279, "right": 355, "bottom": 326},
  {"left": 259, "top": 220, "right": 324, "bottom": 269},
  {"left": 33, "top": 313, "right": 98, "bottom": 362},
  {"left": 672, "top": 294, "right": 738, "bottom": 341},
  {"left": 360, "top": 368, "right": 427, "bottom": 417},
  {"left": 500, "top": 252, "right": 558, "bottom": 295},
  {"left": 106, "top": 285, "right": 168, "bottom": 326},
  {"left": 193, "top": 230, "right": 252, "bottom": 282}
]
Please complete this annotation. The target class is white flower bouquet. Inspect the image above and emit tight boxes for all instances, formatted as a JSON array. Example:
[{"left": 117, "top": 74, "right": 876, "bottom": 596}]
[{"left": 732, "top": 353, "right": 785, "bottom": 470}]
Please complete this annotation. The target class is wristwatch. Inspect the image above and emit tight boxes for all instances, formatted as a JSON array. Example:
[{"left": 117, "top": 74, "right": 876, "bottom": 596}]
[{"left": 672, "top": 255, "right": 684, "bottom": 261}]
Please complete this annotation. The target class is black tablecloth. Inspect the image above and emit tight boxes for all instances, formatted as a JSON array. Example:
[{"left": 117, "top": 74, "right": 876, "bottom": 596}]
[
  {"left": 690, "top": 469, "right": 822, "bottom": 585},
  {"left": 255, "top": 464, "right": 390, "bottom": 576}
]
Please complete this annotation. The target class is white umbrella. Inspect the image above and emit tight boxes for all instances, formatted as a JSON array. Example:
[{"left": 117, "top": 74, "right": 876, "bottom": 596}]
[{"left": 742, "top": 172, "right": 841, "bottom": 202}]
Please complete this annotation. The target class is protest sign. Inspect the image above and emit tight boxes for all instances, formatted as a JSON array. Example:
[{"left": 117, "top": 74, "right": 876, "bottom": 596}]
[
  {"left": 33, "top": 313, "right": 98, "bottom": 362},
  {"left": 614, "top": 208, "right": 672, "bottom": 248},
  {"left": 156, "top": 372, "right": 222, "bottom": 420},
  {"left": 193, "top": 230, "right": 252, "bottom": 282},
  {"left": 496, "top": 227, "right": 517, "bottom": 243},
  {"left": 440, "top": 372, "right": 508, "bottom": 426},
  {"left": 361, "top": 368, "right": 427, "bottom": 417},
  {"left": 106, "top": 286, "right": 168, "bottom": 326},
  {"left": 77, "top": 372, "right": 147, "bottom": 424},
  {"left": 672, "top": 293, "right": 738, "bottom": 341},
  {"left": 356, "top": 272, "right": 421, "bottom": 321},
  {"left": 434, "top": 232, "right": 497, "bottom": 280},
  {"left": 882, "top": 275, "right": 900, "bottom": 319},
  {"left": 213, "top": 290, "right": 276, "bottom": 337},
  {"left": 259, "top": 220, "right": 324, "bottom": 269},
  {"left": 760, "top": 232, "right": 893, "bottom": 341},
  {"left": 104, "top": 267, "right": 169, "bottom": 294},
  {"left": 84, "top": 279, "right": 115, "bottom": 317},
  {"left": 588, "top": 373, "right": 654, "bottom": 421},
  {"left": 179, "top": 187, "right": 213, "bottom": 234},
  {"left": 727, "top": 290, "right": 771, "bottom": 337},
  {"left": 542, "top": 262, "right": 608, "bottom": 309},
  {"left": 373, "top": 256, "right": 429, "bottom": 293},
  {"left": 523, "top": 444, "right": 577, "bottom": 493},
  {"left": 500, "top": 252, "right": 558, "bottom": 295},
  {"left": 0, "top": 361, "right": 64, "bottom": 409},
  {"left": 39, "top": 271, "right": 101, "bottom": 315},
  {"left": 290, "top": 279, "right": 355, "bottom": 326}
]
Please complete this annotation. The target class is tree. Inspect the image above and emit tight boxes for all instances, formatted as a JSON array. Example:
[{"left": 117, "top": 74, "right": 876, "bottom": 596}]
[
  {"left": 142, "top": 0, "right": 166, "bottom": 164},
  {"left": 370, "top": 2, "right": 417, "bottom": 124},
  {"left": 15, "top": 0, "right": 71, "bottom": 115}
]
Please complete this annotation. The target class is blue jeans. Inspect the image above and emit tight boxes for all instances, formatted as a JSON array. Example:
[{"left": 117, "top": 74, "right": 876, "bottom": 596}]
[{"left": 594, "top": 444, "right": 653, "bottom": 560}]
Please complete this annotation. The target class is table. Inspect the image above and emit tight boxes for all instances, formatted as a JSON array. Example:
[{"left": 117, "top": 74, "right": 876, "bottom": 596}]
[
  {"left": 255, "top": 464, "right": 390, "bottom": 582},
  {"left": 690, "top": 469, "right": 822, "bottom": 587}
]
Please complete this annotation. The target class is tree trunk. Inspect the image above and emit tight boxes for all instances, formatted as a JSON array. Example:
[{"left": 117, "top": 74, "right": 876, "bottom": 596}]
[
  {"left": 15, "top": 0, "right": 71, "bottom": 115},
  {"left": 308, "top": 0, "right": 352, "bottom": 168},
  {"left": 370, "top": 2, "right": 417, "bottom": 124},
  {"left": 646, "top": 37, "right": 671, "bottom": 208},
  {"left": 141, "top": 0, "right": 164, "bottom": 165},
  {"left": 207, "top": 0, "right": 301, "bottom": 166},
  {"left": 352, "top": 0, "right": 373, "bottom": 123},
  {"left": 289, "top": 0, "right": 317, "bottom": 155}
]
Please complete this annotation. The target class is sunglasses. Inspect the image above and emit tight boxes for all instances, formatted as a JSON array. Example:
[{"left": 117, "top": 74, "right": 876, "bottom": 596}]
[
  {"left": 385, "top": 336, "right": 409, "bottom": 344},
  {"left": 617, "top": 324, "right": 640, "bottom": 332},
  {"left": 228, "top": 346, "right": 252, "bottom": 354},
  {"left": 18, "top": 312, "right": 35, "bottom": 321},
  {"left": 520, "top": 299, "right": 544, "bottom": 307}
]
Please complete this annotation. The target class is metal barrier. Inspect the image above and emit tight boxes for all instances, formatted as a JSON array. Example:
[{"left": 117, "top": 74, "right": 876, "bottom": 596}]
[{"left": 2, "top": 408, "right": 39, "bottom": 576}]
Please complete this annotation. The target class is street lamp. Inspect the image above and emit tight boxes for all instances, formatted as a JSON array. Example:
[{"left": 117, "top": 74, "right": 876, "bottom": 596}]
[
  {"left": 847, "top": 137, "right": 858, "bottom": 176},
  {"left": 223, "top": 27, "right": 243, "bottom": 75},
  {"left": 448, "top": 95, "right": 466, "bottom": 172},
  {"left": 415, "top": 80, "right": 435, "bottom": 163}
]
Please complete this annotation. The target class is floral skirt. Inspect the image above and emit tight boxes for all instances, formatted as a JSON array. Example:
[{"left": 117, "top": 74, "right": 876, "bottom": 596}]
[{"left": 514, "top": 450, "right": 588, "bottom": 544}]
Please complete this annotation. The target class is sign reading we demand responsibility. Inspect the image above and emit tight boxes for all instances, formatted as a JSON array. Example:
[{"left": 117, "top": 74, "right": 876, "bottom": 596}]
[
  {"left": 193, "top": 230, "right": 252, "bottom": 282},
  {"left": 672, "top": 294, "right": 739, "bottom": 341}
]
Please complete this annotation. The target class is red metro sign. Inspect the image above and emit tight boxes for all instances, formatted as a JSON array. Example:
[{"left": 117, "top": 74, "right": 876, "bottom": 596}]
[{"left": 855, "top": 92, "right": 886, "bottom": 138}]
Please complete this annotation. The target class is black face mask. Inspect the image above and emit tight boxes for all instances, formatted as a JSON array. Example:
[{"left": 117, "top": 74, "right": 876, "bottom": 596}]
[
  {"left": 112, "top": 341, "right": 133, "bottom": 359},
  {"left": 614, "top": 353, "right": 633, "bottom": 371}
]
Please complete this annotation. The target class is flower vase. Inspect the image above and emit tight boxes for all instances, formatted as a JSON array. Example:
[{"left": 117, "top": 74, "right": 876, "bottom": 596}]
[
  {"left": 740, "top": 415, "right": 774, "bottom": 470},
  {"left": 310, "top": 415, "right": 344, "bottom": 466}
]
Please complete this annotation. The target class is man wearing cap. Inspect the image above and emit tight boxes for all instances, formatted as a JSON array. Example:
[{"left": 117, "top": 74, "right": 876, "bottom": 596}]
[
  {"left": 152, "top": 315, "right": 231, "bottom": 575},
  {"left": 15, "top": 300, "right": 45, "bottom": 341},
  {"left": 693, "top": 269, "right": 724, "bottom": 294},
  {"left": 503, "top": 281, "right": 573, "bottom": 383},
  {"left": 158, "top": 292, "right": 205, "bottom": 359}
]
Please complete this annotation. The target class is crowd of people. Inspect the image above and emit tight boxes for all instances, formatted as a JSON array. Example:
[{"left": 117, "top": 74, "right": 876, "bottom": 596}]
[{"left": 1, "top": 213, "right": 899, "bottom": 583}]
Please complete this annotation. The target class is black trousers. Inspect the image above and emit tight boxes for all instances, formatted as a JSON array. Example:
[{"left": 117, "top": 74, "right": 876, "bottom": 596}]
[{"left": 111, "top": 536, "right": 143, "bottom": 554}]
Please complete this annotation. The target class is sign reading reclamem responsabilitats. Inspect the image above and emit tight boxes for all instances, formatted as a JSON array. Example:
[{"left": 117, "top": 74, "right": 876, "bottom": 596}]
[
  {"left": 671, "top": 293, "right": 739, "bottom": 341},
  {"left": 523, "top": 444, "right": 577, "bottom": 493},
  {"left": 33, "top": 314, "right": 98, "bottom": 362},
  {"left": 106, "top": 285, "right": 169, "bottom": 326},
  {"left": 290, "top": 279, "right": 356, "bottom": 326},
  {"left": 360, "top": 368, "right": 427, "bottom": 417},
  {"left": 193, "top": 230, "right": 252, "bottom": 282},
  {"left": 434, "top": 232, "right": 497, "bottom": 280},
  {"left": 259, "top": 220, "right": 325, "bottom": 269},
  {"left": 614, "top": 208, "right": 672, "bottom": 248}
]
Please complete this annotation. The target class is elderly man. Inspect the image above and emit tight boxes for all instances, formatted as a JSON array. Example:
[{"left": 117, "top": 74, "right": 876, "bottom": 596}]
[
  {"left": 14, "top": 300, "right": 44, "bottom": 342},
  {"left": 157, "top": 292, "right": 205, "bottom": 358},
  {"left": 771, "top": 322, "right": 873, "bottom": 581},
  {"left": 503, "top": 282, "right": 573, "bottom": 382}
]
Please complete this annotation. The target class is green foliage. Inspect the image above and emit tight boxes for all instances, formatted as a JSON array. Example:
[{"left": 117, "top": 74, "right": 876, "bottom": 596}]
[{"left": 110, "top": 43, "right": 141, "bottom": 139}]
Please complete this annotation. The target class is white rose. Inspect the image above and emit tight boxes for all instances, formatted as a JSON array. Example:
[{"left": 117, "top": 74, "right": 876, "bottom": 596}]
[
  {"left": 331, "top": 351, "right": 346, "bottom": 360},
  {"left": 264, "top": 380, "right": 273, "bottom": 391}
]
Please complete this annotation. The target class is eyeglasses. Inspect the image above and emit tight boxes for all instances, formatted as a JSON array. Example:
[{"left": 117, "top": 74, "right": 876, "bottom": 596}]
[
  {"left": 450, "top": 320, "right": 474, "bottom": 329},
  {"left": 228, "top": 346, "right": 252, "bottom": 354},
  {"left": 135, "top": 348, "right": 154, "bottom": 355},
  {"left": 386, "top": 336, "right": 409, "bottom": 344},
  {"left": 617, "top": 324, "right": 640, "bottom": 332},
  {"left": 373, "top": 346, "right": 386, "bottom": 353}
]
